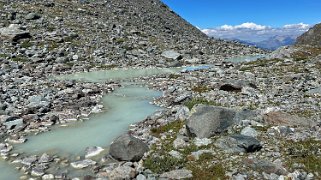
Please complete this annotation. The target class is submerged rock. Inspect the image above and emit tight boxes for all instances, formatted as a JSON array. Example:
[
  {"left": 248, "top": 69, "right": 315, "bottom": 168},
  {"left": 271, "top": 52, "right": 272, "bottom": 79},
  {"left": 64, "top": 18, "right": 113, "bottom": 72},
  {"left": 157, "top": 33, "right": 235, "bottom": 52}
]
[
  {"left": 109, "top": 134, "right": 148, "bottom": 162},
  {"left": 186, "top": 105, "right": 237, "bottom": 138},
  {"left": 85, "top": 146, "right": 104, "bottom": 158}
]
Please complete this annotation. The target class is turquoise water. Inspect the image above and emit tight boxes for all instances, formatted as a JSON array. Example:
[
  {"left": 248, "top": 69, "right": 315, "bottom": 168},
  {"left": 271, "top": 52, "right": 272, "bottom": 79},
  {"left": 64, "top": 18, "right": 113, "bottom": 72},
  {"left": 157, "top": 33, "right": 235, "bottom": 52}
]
[
  {"left": 15, "top": 86, "right": 161, "bottom": 157},
  {"left": 225, "top": 54, "right": 266, "bottom": 63},
  {"left": 0, "top": 160, "right": 21, "bottom": 180},
  {"left": 56, "top": 67, "right": 182, "bottom": 82}
]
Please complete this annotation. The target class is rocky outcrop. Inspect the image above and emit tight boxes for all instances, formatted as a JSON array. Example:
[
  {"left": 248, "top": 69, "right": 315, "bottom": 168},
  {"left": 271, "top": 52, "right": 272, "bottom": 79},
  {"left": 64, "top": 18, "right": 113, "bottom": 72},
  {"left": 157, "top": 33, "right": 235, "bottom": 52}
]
[
  {"left": 186, "top": 105, "right": 237, "bottom": 138},
  {"left": 109, "top": 134, "right": 149, "bottom": 162},
  {"left": 296, "top": 23, "right": 321, "bottom": 47}
]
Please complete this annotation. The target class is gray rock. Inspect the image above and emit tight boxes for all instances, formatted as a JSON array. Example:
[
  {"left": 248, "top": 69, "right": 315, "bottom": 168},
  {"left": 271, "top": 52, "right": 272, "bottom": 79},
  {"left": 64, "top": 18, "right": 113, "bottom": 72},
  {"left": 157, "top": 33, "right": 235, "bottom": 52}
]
[
  {"left": 25, "top": 13, "right": 41, "bottom": 20},
  {"left": 175, "top": 106, "right": 190, "bottom": 120},
  {"left": 70, "top": 159, "right": 96, "bottom": 169},
  {"left": 160, "top": 169, "right": 193, "bottom": 179},
  {"left": 0, "top": 24, "right": 31, "bottom": 41},
  {"left": 186, "top": 105, "right": 237, "bottom": 138},
  {"left": 240, "top": 127, "right": 258, "bottom": 137},
  {"left": 169, "top": 150, "right": 182, "bottom": 159},
  {"left": 107, "top": 165, "right": 136, "bottom": 180},
  {"left": 3, "top": 118, "right": 24, "bottom": 130},
  {"left": 161, "top": 50, "right": 182, "bottom": 60},
  {"left": 244, "top": 158, "right": 287, "bottom": 175},
  {"left": 21, "top": 155, "right": 38, "bottom": 166},
  {"left": 109, "top": 134, "right": 148, "bottom": 162},
  {"left": 215, "top": 134, "right": 262, "bottom": 153},
  {"left": 173, "top": 137, "right": 188, "bottom": 149},
  {"left": 38, "top": 153, "right": 52, "bottom": 163},
  {"left": 136, "top": 174, "right": 147, "bottom": 180},
  {"left": 263, "top": 111, "right": 315, "bottom": 127},
  {"left": 27, "top": 95, "right": 50, "bottom": 109}
]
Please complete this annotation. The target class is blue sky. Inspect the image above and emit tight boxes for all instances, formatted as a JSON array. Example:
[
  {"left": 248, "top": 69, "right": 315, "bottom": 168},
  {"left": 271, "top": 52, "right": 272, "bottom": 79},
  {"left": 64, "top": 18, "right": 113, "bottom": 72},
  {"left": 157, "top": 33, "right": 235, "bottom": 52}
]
[{"left": 161, "top": 0, "right": 321, "bottom": 29}]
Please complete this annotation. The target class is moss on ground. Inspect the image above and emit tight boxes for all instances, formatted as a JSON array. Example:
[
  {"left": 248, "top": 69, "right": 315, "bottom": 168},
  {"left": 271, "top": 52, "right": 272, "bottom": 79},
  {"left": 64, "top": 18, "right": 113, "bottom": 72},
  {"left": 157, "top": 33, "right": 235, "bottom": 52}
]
[{"left": 283, "top": 139, "right": 321, "bottom": 177}]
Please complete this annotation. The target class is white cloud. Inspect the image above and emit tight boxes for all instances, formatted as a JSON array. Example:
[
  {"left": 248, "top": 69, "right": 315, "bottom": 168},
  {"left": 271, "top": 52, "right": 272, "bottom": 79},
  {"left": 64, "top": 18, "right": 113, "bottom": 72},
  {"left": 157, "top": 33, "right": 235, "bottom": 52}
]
[
  {"left": 218, "top": 22, "right": 268, "bottom": 31},
  {"left": 283, "top": 23, "right": 310, "bottom": 29},
  {"left": 202, "top": 22, "right": 312, "bottom": 42}
]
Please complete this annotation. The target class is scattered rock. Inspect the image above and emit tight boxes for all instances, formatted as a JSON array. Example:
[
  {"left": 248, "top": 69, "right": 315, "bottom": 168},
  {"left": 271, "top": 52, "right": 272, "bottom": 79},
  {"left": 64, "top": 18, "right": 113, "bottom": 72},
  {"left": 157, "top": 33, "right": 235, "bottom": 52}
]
[
  {"left": 160, "top": 169, "right": 193, "bottom": 179},
  {"left": 186, "top": 105, "right": 237, "bottom": 138},
  {"left": 161, "top": 50, "right": 182, "bottom": 60},
  {"left": 215, "top": 134, "right": 262, "bottom": 153},
  {"left": 263, "top": 111, "right": 314, "bottom": 127},
  {"left": 109, "top": 134, "right": 148, "bottom": 162},
  {"left": 0, "top": 24, "right": 31, "bottom": 41}
]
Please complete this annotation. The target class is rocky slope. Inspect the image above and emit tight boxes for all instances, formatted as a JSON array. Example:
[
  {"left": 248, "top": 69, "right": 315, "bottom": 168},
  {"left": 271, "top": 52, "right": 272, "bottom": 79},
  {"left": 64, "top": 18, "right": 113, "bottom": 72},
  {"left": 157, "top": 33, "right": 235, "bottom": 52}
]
[{"left": 296, "top": 23, "right": 321, "bottom": 47}]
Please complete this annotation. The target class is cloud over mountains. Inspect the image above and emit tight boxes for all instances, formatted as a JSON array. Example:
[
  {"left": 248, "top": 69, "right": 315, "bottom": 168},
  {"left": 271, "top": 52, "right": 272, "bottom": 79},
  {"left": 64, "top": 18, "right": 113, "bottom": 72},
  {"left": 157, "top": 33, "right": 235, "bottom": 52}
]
[{"left": 202, "top": 22, "right": 311, "bottom": 42}]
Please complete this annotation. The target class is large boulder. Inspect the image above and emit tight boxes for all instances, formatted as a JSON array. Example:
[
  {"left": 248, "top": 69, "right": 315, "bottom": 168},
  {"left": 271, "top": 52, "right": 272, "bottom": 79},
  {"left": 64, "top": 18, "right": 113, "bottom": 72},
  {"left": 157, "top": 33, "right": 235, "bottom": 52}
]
[
  {"left": 109, "top": 134, "right": 148, "bottom": 162},
  {"left": 186, "top": 105, "right": 237, "bottom": 138},
  {"left": 0, "top": 24, "right": 31, "bottom": 42}
]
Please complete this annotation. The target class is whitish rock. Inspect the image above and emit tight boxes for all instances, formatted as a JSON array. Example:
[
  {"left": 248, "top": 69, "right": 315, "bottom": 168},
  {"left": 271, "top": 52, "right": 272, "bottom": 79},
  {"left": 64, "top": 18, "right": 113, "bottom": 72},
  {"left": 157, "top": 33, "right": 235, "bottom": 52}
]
[
  {"left": 160, "top": 169, "right": 193, "bottom": 179},
  {"left": 71, "top": 159, "right": 96, "bottom": 169},
  {"left": 186, "top": 105, "right": 237, "bottom": 138},
  {"left": 194, "top": 138, "right": 212, "bottom": 147},
  {"left": 240, "top": 127, "right": 258, "bottom": 137},
  {"left": 109, "top": 134, "right": 148, "bottom": 162},
  {"left": 107, "top": 166, "right": 136, "bottom": 180},
  {"left": 85, "top": 146, "right": 104, "bottom": 158},
  {"left": 0, "top": 24, "right": 31, "bottom": 41},
  {"left": 42, "top": 174, "right": 54, "bottom": 180},
  {"left": 173, "top": 137, "right": 188, "bottom": 149},
  {"left": 169, "top": 150, "right": 182, "bottom": 159}
]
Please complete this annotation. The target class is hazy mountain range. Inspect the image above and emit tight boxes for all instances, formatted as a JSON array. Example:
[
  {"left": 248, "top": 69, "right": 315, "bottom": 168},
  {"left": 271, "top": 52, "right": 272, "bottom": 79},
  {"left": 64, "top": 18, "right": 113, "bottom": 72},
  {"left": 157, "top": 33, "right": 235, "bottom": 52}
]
[{"left": 202, "top": 22, "right": 312, "bottom": 50}]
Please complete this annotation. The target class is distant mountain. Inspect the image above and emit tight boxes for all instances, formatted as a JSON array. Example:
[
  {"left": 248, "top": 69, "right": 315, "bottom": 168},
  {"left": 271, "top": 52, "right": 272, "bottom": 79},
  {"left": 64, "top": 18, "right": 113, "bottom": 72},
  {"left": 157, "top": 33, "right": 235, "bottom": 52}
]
[
  {"left": 237, "top": 35, "right": 297, "bottom": 50},
  {"left": 296, "top": 23, "right": 321, "bottom": 47}
]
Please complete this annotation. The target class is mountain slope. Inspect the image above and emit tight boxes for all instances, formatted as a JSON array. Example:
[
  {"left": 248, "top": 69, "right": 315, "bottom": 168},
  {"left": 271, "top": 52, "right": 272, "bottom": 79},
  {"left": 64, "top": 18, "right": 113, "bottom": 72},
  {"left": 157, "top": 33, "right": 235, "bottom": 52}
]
[
  {"left": 0, "top": 0, "right": 262, "bottom": 70},
  {"left": 296, "top": 23, "right": 321, "bottom": 47}
]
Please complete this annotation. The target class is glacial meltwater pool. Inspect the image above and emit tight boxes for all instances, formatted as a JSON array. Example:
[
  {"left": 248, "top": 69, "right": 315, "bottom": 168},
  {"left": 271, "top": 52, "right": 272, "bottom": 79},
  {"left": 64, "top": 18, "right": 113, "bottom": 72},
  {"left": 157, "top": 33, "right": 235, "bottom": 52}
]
[
  {"left": 225, "top": 54, "right": 266, "bottom": 63},
  {"left": 56, "top": 67, "right": 183, "bottom": 82},
  {"left": 15, "top": 86, "right": 161, "bottom": 157},
  {"left": 0, "top": 160, "right": 21, "bottom": 179}
]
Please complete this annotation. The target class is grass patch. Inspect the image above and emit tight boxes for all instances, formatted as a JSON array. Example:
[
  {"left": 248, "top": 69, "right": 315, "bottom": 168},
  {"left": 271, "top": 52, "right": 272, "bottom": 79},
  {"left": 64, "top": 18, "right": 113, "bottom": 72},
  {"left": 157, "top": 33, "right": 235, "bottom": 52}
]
[
  {"left": 168, "top": 74, "right": 181, "bottom": 79},
  {"left": 20, "top": 40, "right": 33, "bottom": 48},
  {"left": 284, "top": 139, "right": 321, "bottom": 177},
  {"left": 184, "top": 98, "right": 222, "bottom": 110},
  {"left": 144, "top": 155, "right": 185, "bottom": 174},
  {"left": 191, "top": 85, "right": 210, "bottom": 93},
  {"left": 11, "top": 56, "right": 28, "bottom": 62},
  {"left": 150, "top": 120, "right": 184, "bottom": 138}
]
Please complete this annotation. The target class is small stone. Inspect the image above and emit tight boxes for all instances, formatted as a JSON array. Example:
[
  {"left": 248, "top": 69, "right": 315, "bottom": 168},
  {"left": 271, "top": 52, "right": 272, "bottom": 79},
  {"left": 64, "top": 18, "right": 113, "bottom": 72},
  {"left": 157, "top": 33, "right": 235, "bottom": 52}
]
[{"left": 85, "top": 146, "right": 104, "bottom": 158}]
